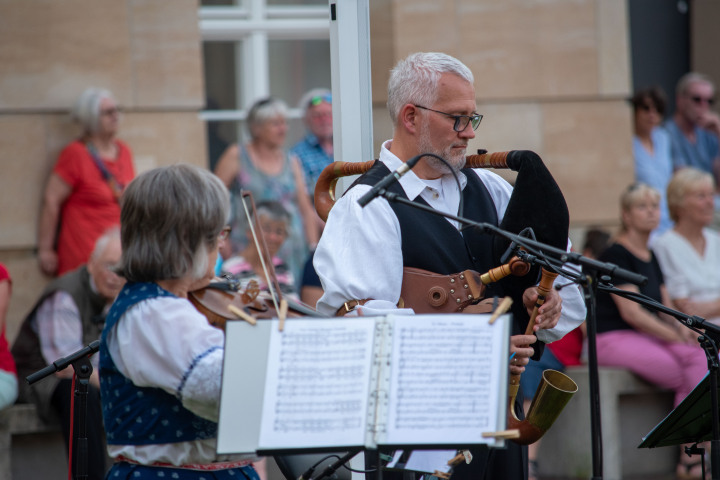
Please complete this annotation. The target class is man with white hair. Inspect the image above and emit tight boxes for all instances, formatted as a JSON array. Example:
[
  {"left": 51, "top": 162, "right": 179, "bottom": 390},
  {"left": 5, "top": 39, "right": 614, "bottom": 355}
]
[
  {"left": 13, "top": 228, "right": 124, "bottom": 480},
  {"left": 290, "top": 88, "right": 334, "bottom": 197},
  {"left": 314, "top": 52, "right": 586, "bottom": 480},
  {"left": 666, "top": 73, "right": 720, "bottom": 182}
]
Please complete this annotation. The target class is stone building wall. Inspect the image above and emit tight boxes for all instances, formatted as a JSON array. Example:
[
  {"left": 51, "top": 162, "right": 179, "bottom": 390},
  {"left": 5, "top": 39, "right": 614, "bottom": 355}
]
[{"left": 0, "top": 0, "right": 206, "bottom": 341}]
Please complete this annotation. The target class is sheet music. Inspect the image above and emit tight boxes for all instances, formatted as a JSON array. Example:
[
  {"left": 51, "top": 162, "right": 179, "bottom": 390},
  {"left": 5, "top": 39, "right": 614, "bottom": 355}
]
[
  {"left": 383, "top": 314, "right": 509, "bottom": 446},
  {"left": 258, "top": 318, "right": 376, "bottom": 449}
]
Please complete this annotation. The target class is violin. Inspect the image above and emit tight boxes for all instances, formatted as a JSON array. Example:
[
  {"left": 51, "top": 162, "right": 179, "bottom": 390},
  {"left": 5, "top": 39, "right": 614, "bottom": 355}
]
[
  {"left": 190, "top": 277, "right": 267, "bottom": 330},
  {"left": 189, "top": 275, "right": 322, "bottom": 330},
  {"left": 190, "top": 190, "right": 324, "bottom": 329}
]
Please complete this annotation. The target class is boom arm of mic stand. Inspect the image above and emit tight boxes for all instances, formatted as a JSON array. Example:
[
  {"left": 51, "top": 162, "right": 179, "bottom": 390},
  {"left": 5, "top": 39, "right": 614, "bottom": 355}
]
[
  {"left": 379, "top": 191, "right": 647, "bottom": 287},
  {"left": 597, "top": 284, "right": 720, "bottom": 340},
  {"left": 26, "top": 340, "right": 101, "bottom": 385}
]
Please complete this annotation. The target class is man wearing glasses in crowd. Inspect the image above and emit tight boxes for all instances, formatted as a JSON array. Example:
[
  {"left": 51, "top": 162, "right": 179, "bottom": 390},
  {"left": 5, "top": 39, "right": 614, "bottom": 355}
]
[
  {"left": 666, "top": 73, "right": 720, "bottom": 186},
  {"left": 291, "top": 88, "right": 334, "bottom": 199},
  {"left": 313, "top": 51, "right": 585, "bottom": 480}
]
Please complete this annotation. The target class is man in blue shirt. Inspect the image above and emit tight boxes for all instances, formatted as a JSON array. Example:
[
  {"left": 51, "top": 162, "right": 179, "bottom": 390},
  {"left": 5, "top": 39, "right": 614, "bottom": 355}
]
[
  {"left": 290, "top": 88, "right": 334, "bottom": 199},
  {"left": 665, "top": 72, "right": 720, "bottom": 184}
]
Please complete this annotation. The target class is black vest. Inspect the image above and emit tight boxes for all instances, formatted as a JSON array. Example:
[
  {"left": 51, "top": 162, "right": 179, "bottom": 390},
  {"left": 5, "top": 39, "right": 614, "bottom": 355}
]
[
  {"left": 352, "top": 161, "right": 541, "bottom": 343},
  {"left": 354, "top": 161, "right": 500, "bottom": 289}
]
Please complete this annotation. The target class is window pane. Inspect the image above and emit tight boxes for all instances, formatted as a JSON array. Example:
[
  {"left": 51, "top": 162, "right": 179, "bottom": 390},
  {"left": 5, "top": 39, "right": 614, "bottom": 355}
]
[
  {"left": 207, "top": 120, "right": 243, "bottom": 171},
  {"left": 201, "top": 0, "right": 239, "bottom": 5},
  {"left": 267, "top": 0, "right": 326, "bottom": 5},
  {"left": 268, "top": 39, "right": 331, "bottom": 145},
  {"left": 268, "top": 39, "right": 331, "bottom": 110},
  {"left": 204, "top": 42, "right": 241, "bottom": 111}
]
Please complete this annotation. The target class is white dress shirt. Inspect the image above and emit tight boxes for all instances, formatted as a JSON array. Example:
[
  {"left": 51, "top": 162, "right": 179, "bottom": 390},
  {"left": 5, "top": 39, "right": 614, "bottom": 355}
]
[{"left": 314, "top": 140, "right": 586, "bottom": 343}]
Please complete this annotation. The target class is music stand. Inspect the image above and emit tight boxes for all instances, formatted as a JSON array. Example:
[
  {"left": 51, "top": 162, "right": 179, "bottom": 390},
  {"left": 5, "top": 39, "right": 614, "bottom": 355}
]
[{"left": 640, "top": 373, "right": 716, "bottom": 449}]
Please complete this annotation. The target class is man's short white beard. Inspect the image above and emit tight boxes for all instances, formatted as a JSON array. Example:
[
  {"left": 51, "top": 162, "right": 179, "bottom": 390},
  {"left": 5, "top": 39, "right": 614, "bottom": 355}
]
[{"left": 417, "top": 121, "right": 465, "bottom": 174}]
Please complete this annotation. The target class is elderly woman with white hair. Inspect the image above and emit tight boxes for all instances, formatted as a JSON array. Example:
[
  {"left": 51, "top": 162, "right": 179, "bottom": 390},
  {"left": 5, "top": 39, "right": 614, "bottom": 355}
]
[
  {"left": 37, "top": 87, "right": 135, "bottom": 277},
  {"left": 214, "top": 97, "right": 318, "bottom": 281},
  {"left": 654, "top": 167, "right": 720, "bottom": 326}
]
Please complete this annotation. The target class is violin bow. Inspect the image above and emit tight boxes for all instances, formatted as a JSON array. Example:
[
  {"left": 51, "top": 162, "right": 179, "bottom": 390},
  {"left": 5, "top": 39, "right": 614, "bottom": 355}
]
[{"left": 240, "top": 191, "right": 283, "bottom": 315}]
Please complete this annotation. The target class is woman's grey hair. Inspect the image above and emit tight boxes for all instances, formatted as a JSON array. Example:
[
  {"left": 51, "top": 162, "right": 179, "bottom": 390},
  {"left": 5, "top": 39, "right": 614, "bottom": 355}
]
[
  {"left": 119, "top": 164, "right": 230, "bottom": 283},
  {"left": 666, "top": 167, "right": 715, "bottom": 222},
  {"left": 72, "top": 87, "right": 115, "bottom": 134},
  {"left": 387, "top": 52, "right": 474, "bottom": 126},
  {"left": 246, "top": 97, "right": 288, "bottom": 138},
  {"left": 298, "top": 88, "right": 332, "bottom": 117}
]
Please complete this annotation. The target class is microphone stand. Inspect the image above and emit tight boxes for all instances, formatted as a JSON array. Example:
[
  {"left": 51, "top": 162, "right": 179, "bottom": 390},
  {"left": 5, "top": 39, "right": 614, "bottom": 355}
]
[
  {"left": 371, "top": 189, "right": 647, "bottom": 480},
  {"left": 598, "top": 284, "right": 720, "bottom": 480},
  {"left": 26, "top": 340, "right": 100, "bottom": 480},
  {"left": 308, "top": 450, "right": 362, "bottom": 480}
]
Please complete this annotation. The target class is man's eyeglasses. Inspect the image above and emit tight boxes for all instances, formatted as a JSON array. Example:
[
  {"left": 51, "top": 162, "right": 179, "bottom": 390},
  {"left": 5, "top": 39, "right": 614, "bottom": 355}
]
[
  {"left": 413, "top": 105, "right": 483, "bottom": 132},
  {"left": 690, "top": 95, "right": 715, "bottom": 106},
  {"left": 310, "top": 94, "right": 332, "bottom": 106}
]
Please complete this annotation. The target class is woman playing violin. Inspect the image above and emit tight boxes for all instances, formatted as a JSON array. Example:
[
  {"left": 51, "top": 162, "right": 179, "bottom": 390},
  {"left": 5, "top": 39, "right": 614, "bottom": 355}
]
[{"left": 98, "top": 164, "right": 260, "bottom": 480}]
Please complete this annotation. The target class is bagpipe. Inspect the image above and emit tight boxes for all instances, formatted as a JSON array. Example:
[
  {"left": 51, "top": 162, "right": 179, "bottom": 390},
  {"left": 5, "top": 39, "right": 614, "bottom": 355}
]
[{"left": 314, "top": 149, "right": 578, "bottom": 445}]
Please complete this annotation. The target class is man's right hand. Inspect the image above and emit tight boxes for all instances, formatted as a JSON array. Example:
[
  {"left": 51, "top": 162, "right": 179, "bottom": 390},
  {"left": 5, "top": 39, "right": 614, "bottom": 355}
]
[{"left": 700, "top": 111, "right": 720, "bottom": 137}]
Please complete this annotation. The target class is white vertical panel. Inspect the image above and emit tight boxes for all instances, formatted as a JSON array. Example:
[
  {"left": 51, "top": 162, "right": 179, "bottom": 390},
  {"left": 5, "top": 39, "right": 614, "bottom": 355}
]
[{"left": 329, "top": 0, "right": 373, "bottom": 192}]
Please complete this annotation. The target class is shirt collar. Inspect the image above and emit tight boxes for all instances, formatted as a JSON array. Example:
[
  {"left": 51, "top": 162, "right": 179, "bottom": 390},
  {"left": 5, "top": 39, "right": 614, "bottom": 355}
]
[{"left": 379, "top": 140, "right": 467, "bottom": 200}]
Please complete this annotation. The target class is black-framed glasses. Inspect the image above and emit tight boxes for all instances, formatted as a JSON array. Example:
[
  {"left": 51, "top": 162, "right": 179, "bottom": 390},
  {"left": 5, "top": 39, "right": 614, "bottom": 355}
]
[{"left": 413, "top": 105, "right": 483, "bottom": 132}]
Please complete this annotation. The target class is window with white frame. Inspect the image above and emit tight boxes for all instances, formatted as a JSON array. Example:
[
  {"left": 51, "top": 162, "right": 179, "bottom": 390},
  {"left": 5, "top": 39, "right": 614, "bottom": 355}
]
[{"left": 199, "top": 0, "right": 331, "bottom": 169}]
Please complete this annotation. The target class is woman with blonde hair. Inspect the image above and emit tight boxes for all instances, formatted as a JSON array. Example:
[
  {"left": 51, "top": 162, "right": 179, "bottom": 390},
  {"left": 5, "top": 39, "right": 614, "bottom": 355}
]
[
  {"left": 653, "top": 167, "right": 720, "bottom": 326},
  {"left": 595, "top": 183, "right": 708, "bottom": 479}
]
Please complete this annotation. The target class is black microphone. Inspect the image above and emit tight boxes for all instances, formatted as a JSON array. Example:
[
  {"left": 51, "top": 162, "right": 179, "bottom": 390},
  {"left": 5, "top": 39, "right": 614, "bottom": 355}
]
[{"left": 357, "top": 154, "right": 424, "bottom": 207}]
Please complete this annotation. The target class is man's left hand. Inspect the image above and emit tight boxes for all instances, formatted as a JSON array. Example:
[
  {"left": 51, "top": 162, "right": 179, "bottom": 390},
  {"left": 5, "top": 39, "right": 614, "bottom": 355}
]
[{"left": 522, "top": 286, "right": 562, "bottom": 332}]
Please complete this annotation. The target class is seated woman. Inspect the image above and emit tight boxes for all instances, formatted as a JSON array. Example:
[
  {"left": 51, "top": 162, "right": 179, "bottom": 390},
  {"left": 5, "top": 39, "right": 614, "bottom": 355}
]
[
  {"left": 99, "top": 164, "right": 259, "bottom": 479},
  {"left": 595, "top": 183, "right": 708, "bottom": 480},
  {"left": 221, "top": 200, "right": 299, "bottom": 301},
  {"left": 654, "top": 168, "right": 720, "bottom": 325}
]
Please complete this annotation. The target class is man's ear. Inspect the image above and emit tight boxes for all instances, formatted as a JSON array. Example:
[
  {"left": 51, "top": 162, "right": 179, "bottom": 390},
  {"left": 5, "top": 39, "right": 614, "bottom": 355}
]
[{"left": 399, "top": 104, "right": 419, "bottom": 134}]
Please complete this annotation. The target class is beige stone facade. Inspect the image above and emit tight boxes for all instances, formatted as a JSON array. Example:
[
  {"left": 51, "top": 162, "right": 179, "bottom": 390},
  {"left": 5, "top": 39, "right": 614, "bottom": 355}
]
[
  {"left": 0, "top": 0, "right": 206, "bottom": 340},
  {"left": 0, "top": 0, "right": 718, "bottom": 343},
  {"left": 369, "top": 0, "right": 636, "bottom": 245}
]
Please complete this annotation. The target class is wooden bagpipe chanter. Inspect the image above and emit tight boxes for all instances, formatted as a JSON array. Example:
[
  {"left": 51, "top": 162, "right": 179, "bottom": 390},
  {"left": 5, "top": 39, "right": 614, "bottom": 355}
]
[{"left": 314, "top": 149, "right": 578, "bottom": 445}]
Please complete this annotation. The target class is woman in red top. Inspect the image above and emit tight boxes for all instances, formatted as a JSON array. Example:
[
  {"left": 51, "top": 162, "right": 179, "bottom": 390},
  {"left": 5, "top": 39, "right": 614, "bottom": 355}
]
[{"left": 37, "top": 88, "right": 135, "bottom": 276}]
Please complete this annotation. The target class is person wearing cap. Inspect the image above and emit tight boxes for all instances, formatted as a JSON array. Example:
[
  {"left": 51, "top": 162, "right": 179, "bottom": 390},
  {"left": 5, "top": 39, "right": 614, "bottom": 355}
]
[{"left": 290, "top": 88, "right": 334, "bottom": 198}]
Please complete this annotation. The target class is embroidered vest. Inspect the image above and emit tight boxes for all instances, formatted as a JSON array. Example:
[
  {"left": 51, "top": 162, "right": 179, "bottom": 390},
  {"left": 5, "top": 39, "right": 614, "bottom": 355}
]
[{"left": 100, "top": 282, "right": 217, "bottom": 445}]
